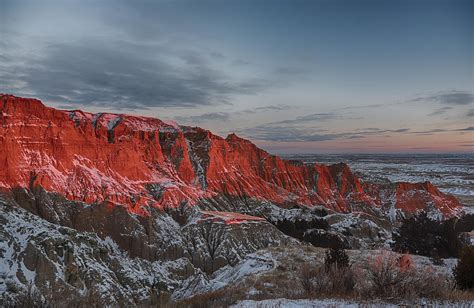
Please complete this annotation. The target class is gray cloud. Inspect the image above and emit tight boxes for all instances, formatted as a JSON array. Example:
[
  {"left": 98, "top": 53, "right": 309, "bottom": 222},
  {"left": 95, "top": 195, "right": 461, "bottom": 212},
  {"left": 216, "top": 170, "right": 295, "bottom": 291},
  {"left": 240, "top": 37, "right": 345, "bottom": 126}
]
[
  {"left": 390, "top": 128, "right": 410, "bottom": 133},
  {"left": 273, "top": 67, "right": 311, "bottom": 76},
  {"left": 411, "top": 126, "right": 474, "bottom": 135},
  {"left": 334, "top": 103, "right": 389, "bottom": 111},
  {"left": 174, "top": 104, "right": 293, "bottom": 124},
  {"left": 174, "top": 112, "right": 231, "bottom": 123},
  {"left": 232, "top": 59, "right": 251, "bottom": 66},
  {"left": 455, "top": 126, "right": 474, "bottom": 131},
  {"left": 256, "top": 105, "right": 290, "bottom": 111},
  {"left": 0, "top": 39, "right": 271, "bottom": 109},
  {"left": 244, "top": 104, "right": 292, "bottom": 113},
  {"left": 411, "top": 90, "right": 474, "bottom": 105},
  {"left": 232, "top": 111, "right": 411, "bottom": 142},
  {"left": 427, "top": 106, "right": 453, "bottom": 116},
  {"left": 209, "top": 52, "right": 226, "bottom": 59},
  {"left": 411, "top": 128, "right": 449, "bottom": 135},
  {"left": 271, "top": 112, "right": 342, "bottom": 125},
  {"left": 237, "top": 125, "right": 336, "bottom": 142},
  {"left": 237, "top": 125, "right": 410, "bottom": 142},
  {"left": 333, "top": 90, "right": 473, "bottom": 114}
]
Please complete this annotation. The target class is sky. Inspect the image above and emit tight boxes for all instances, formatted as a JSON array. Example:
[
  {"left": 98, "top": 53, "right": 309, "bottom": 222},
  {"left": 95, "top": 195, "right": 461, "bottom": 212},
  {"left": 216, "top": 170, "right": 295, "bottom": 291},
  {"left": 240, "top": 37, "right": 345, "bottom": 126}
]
[{"left": 0, "top": 0, "right": 473, "bottom": 154}]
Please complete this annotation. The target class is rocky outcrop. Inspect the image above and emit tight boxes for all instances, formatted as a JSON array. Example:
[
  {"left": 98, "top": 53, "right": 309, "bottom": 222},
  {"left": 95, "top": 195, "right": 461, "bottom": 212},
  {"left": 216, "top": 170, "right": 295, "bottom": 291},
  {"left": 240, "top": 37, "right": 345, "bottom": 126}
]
[
  {"left": 0, "top": 198, "right": 198, "bottom": 306},
  {"left": 364, "top": 181, "right": 462, "bottom": 218},
  {"left": 0, "top": 198, "right": 292, "bottom": 306},
  {"left": 0, "top": 94, "right": 467, "bottom": 306},
  {"left": 5, "top": 188, "right": 293, "bottom": 267},
  {"left": 182, "top": 210, "right": 297, "bottom": 273},
  {"left": 0, "top": 94, "right": 461, "bottom": 218}
]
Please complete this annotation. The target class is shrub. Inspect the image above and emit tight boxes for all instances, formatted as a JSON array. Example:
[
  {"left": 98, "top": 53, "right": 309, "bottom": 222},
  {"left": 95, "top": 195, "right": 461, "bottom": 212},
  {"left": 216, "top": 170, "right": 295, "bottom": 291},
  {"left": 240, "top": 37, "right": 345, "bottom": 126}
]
[
  {"left": 393, "top": 212, "right": 474, "bottom": 258},
  {"left": 12, "top": 284, "right": 46, "bottom": 308},
  {"left": 300, "top": 248, "right": 354, "bottom": 296},
  {"left": 273, "top": 217, "right": 352, "bottom": 249},
  {"left": 299, "top": 264, "right": 355, "bottom": 296},
  {"left": 328, "top": 266, "right": 356, "bottom": 294},
  {"left": 361, "top": 251, "right": 453, "bottom": 299},
  {"left": 324, "top": 247, "right": 350, "bottom": 270},
  {"left": 304, "top": 231, "right": 347, "bottom": 249},
  {"left": 299, "top": 263, "right": 319, "bottom": 293},
  {"left": 273, "top": 218, "right": 329, "bottom": 235},
  {"left": 454, "top": 246, "right": 474, "bottom": 290},
  {"left": 363, "top": 251, "right": 415, "bottom": 298},
  {"left": 295, "top": 250, "right": 459, "bottom": 301},
  {"left": 393, "top": 212, "right": 448, "bottom": 256}
]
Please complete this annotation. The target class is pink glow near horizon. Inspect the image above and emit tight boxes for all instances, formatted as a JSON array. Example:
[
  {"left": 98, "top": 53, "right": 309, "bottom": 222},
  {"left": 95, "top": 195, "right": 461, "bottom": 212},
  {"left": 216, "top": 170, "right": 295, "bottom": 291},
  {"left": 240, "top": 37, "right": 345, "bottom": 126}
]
[{"left": 254, "top": 133, "right": 474, "bottom": 154}]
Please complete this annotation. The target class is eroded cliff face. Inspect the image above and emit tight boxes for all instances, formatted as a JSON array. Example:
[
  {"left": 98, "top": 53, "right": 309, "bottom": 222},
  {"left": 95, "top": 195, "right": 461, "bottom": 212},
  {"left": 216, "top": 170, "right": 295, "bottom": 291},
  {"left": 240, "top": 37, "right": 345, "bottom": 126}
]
[
  {"left": 1, "top": 198, "right": 291, "bottom": 306},
  {"left": 0, "top": 94, "right": 462, "bottom": 217},
  {"left": 0, "top": 94, "right": 469, "bottom": 307}
]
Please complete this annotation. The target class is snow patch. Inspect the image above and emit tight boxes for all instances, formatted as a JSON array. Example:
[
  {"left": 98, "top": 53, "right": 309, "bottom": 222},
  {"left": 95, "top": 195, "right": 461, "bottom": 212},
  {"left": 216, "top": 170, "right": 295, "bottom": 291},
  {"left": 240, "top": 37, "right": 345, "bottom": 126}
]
[{"left": 162, "top": 120, "right": 180, "bottom": 130}]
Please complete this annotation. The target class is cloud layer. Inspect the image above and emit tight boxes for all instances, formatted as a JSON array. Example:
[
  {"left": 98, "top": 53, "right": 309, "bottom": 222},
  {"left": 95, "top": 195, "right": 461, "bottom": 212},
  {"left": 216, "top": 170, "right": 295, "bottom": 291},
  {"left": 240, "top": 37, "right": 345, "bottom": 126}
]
[
  {"left": 1, "top": 0, "right": 472, "bottom": 153},
  {"left": 0, "top": 40, "right": 272, "bottom": 109},
  {"left": 411, "top": 91, "right": 474, "bottom": 106}
]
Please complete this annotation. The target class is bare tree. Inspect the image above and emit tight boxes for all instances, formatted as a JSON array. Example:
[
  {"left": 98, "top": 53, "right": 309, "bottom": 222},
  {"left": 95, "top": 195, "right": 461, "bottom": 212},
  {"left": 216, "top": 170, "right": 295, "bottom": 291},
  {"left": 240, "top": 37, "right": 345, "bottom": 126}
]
[
  {"left": 184, "top": 230, "right": 200, "bottom": 266},
  {"left": 198, "top": 221, "right": 226, "bottom": 272},
  {"left": 182, "top": 220, "right": 227, "bottom": 273}
]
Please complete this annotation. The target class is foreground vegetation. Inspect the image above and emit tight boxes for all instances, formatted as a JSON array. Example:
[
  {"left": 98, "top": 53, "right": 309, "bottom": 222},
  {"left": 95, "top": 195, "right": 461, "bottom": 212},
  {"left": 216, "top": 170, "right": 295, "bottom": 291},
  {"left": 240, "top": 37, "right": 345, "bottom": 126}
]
[
  {"left": 179, "top": 246, "right": 474, "bottom": 308},
  {"left": 393, "top": 212, "right": 474, "bottom": 258},
  {"left": 10, "top": 245, "right": 474, "bottom": 307}
]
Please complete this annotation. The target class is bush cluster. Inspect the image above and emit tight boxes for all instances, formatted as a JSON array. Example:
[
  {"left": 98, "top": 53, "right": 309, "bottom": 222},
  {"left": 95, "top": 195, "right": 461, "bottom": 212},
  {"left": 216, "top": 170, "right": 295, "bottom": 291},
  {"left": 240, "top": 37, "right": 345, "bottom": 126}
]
[
  {"left": 393, "top": 212, "right": 474, "bottom": 258},
  {"left": 300, "top": 249, "right": 457, "bottom": 300},
  {"left": 454, "top": 245, "right": 474, "bottom": 290},
  {"left": 273, "top": 218, "right": 348, "bottom": 249},
  {"left": 324, "top": 247, "right": 350, "bottom": 270}
]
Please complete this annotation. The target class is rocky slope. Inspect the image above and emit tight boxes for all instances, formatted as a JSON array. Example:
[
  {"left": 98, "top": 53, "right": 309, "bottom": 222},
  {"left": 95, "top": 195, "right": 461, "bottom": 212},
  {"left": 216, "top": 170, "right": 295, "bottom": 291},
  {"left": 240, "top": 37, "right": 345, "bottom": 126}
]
[
  {"left": 0, "top": 196, "right": 294, "bottom": 306},
  {"left": 2, "top": 187, "right": 294, "bottom": 268},
  {"left": 0, "top": 196, "right": 192, "bottom": 306},
  {"left": 0, "top": 94, "right": 469, "bottom": 306},
  {"left": 0, "top": 94, "right": 462, "bottom": 218}
]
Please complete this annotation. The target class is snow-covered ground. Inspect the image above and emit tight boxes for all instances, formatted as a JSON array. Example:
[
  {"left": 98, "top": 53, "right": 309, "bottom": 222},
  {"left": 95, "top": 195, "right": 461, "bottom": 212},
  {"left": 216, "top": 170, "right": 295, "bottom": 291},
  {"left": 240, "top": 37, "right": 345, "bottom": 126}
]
[
  {"left": 0, "top": 200, "right": 198, "bottom": 305},
  {"left": 232, "top": 298, "right": 474, "bottom": 308},
  {"left": 1, "top": 201, "right": 471, "bottom": 306},
  {"left": 232, "top": 299, "right": 401, "bottom": 308},
  {"left": 233, "top": 299, "right": 363, "bottom": 308},
  {"left": 0, "top": 197, "right": 293, "bottom": 305}
]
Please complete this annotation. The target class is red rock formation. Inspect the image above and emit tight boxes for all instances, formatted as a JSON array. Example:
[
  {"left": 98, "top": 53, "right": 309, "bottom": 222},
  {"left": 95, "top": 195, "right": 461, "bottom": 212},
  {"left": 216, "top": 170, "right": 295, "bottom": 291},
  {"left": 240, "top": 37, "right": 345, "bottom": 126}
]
[
  {"left": 395, "top": 182, "right": 460, "bottom": 217},
  {"left": 0, "top": 94, "right": 461, "bottom": 217},
  {"left": 199, "top": 210, "right": 266, "bottom": 225}
]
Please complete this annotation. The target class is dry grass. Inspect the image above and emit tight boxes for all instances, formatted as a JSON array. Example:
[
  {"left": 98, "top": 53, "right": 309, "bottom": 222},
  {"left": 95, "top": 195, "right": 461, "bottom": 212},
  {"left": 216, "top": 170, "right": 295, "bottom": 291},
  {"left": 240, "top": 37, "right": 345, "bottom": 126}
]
[
  {"left": 178, "top": 286, "right": 248, "bottom": 308},
  {"left": 10, "top": 246, "right": 474, "bottom": 307},
  {"left": 195, "top": 247, "right": 474, "bottom": 305},
  {"left": 294, "top": 251, "right": 474, "bottom": 303}
]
